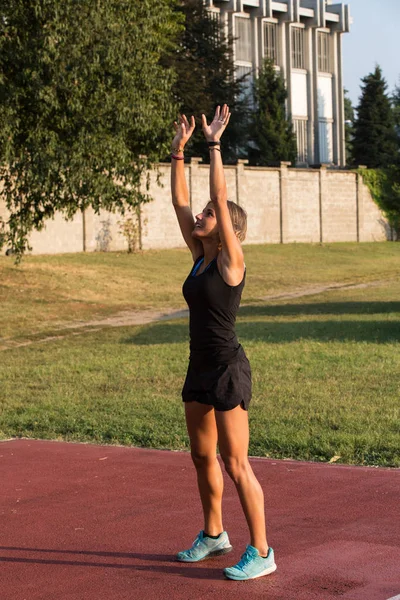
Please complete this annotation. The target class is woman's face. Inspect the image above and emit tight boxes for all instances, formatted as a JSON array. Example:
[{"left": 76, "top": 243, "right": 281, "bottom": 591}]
[{"left": 192, "top": 202, "right": 219, "bottom": 240}]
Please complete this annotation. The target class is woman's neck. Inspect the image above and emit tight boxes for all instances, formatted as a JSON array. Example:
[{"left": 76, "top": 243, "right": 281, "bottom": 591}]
[{"left": 201, "top": 240, "right": 220, "bottom": 265}]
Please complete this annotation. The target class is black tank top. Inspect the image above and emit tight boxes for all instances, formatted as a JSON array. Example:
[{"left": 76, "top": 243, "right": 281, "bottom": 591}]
[{"left": 182, "top": 255, "right": 246, "bottom": 367}]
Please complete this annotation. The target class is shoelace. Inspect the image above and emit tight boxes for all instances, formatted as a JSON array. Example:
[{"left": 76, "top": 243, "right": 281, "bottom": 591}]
[
  {"left": 187, "top": 534, "right": 203, "bottom": 556},
  {"left": 235, "top": 548, "right": 254, "bottom": 571},
  {"left": 192, "top": 535, "right": 202, "bottom": 548}
]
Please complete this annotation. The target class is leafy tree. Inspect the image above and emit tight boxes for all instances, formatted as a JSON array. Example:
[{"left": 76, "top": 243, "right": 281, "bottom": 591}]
[
  {"left": 165, "top": 0, "right": 249, "bottom": 164},
  {"left": 360, "top": 166, "right": 400, "bottom": 240},
  {"left": 392, "top": 79, "right": 400, "bottom": 149},
  {"left": 357, "top": 72, "right": 400, "bottom": 240},
  {"left": 0, "top": 0, "right": 182, "bottom": 258},
  {"left": 352, "top": 66, "right": 398, "bottom": 168},
  {"left": 344, "top": 88, "right": 354, "bottom": 165},
  {"left": 248, "top": 58, "right": 297, "bottom": 166}
]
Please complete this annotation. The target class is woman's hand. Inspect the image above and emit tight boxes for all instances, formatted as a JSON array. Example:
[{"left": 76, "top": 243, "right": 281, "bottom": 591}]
[
  {"left": 201, "top": 104, "right": 231, "bottom": 142},
  {"left": 172, "top": 114, "right": 195, "bottom": 153}
]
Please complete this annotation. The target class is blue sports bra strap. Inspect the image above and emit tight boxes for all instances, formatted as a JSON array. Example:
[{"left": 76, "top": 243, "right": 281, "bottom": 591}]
[{"left": 191, "top": 256, "right": 204, "bottom": 277}]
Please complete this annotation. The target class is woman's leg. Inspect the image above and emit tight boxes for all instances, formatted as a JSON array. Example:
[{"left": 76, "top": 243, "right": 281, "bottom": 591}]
[
  {"left": 215, "top": 405, "right": 268, "bottom": 555},
  {"left": 185, "top": 401, "right": 224, "bottom": 536}
]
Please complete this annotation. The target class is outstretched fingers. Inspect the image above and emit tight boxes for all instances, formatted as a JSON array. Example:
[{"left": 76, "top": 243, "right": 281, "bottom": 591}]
[
  {"left": 188, "top": 114, "right": 196, "bottom": 134},
  {"left": 173, "top": 114, "right": 196, "bottom": 146},
  {"left": 173, "top": 115, "right": 184, "bottom": 133},
  {"left": 182, "top": 114, "right": 196, "bottom": 135},
  {"left": 182, "top": 114, "right": 189, "bottom": 128},
  {"left": 217, "top": 104, "right": 230, "bottom": 124},
  {"left": 213, "top": 105, "right": 221, "bottom": 121}
]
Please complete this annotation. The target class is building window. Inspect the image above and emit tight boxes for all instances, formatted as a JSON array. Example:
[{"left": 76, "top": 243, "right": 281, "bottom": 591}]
[
  {"left": 236, "top": 64, "right": 253, "bottom": 105},
  {"left": 293, "top": 119, "right": 308, "bottom": 163},
  {"left": 318, "top": 31, "right": 330, "bottom": 73},
  {"left": 264, "top": 22, "right": 278, "bottom": 65},
  {"left": 319, "top": 120, "right": 333, "bottom": 163},
  {"left": 208, "top": 10, "right": 221, "bottom": 44},
  {"left": 236, "top": 17, "right": 252, "bottom": 62},
  {"left": 291, "top": 26, "right": 305, "bottom": 70},
  {"left": 208, "top": 10, "right": 220, "bottom": 25}
]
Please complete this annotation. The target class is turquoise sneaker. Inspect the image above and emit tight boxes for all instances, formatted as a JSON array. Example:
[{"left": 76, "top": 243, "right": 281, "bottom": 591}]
[
  {"left": 223, "top": 545, "right": 277, "bottom": 580},
  {"left": 176, "top": 531, "right": 232, "bottom": 562}
]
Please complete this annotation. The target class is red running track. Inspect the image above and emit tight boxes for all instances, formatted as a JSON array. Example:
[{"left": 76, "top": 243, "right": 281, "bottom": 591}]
[{"left": 0, "top": 439, "right": 399, "bottom": 600}]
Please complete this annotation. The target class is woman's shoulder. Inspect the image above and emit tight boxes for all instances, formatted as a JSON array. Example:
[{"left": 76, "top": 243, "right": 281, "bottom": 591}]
[{"left": 216, "top": 252, "right": 246, "bottom": 288}]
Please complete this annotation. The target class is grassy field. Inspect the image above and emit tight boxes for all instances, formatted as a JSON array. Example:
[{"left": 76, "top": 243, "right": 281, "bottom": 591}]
[
  {"left": 1, "top": 242, "right": 400, "bottom": 341},
  {"left": 1, "top": 243, "right": 400, "bottom": 467}
]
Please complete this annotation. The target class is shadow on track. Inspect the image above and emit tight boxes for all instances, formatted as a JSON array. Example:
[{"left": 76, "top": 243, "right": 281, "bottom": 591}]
[{"left": 0, "top": 546, "right": 233, "bottom": 581}]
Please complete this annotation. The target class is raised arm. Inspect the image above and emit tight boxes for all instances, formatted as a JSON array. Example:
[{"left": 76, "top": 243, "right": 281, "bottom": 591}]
[
  {"left": 171, "top": 115, "right": 202, "bottom": 260},
  {"left": 201, "top": 105, "right": 245, "bottom": 285}
]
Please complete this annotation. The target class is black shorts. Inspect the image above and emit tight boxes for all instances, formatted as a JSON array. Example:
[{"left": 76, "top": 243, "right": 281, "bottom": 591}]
[{"left": 182, "top": 346, "right": 252, "bottom": 412}]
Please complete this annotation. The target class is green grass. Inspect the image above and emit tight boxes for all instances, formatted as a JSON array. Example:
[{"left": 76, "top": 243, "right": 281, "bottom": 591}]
[
  {"left": 1, "top": 252, "right": 399, "bottom": 467},
  {"left": 1, "top": 242, "right": 400, "bottom": 341}
]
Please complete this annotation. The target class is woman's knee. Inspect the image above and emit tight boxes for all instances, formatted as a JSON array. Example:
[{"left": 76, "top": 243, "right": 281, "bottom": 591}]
[
  {"left": 221, "top": 455, "right": 249, "bottom": 483},
  {"left": 190, "top": 449, "right": 217, "bottom": 470}
]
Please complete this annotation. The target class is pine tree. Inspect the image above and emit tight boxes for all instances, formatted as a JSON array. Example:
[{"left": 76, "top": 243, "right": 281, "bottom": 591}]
[
  {"left": 352, "top": 66, "right": 398, "bottom": 168},
  {"left": 165, "top": 0, "right": 249, "bottom": 163},
  {"left": 392, "top": 79, "right": 400, "bottom": 153},
  {"left": 248, "top": 58, "right": 297, "bottom": 166},
  {"left": 344, "top": 89, "right": 354, "bottom": 166},
  {"left": 0, "top": 0, "right": 182, "bottom": 258}
]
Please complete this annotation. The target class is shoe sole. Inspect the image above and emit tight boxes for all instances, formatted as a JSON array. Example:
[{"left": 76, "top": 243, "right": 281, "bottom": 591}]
[
  {"left": 224, "top": 563, "right": 277, "bottom": 580},
  {"left": 176, "top": 545, "right": 233, "bottom": 563}
]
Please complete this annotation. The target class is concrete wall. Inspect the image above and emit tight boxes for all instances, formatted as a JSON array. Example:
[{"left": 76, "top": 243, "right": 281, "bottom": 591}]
[
  {"left": 322, "top": 170, "right": 358, "bottom": 242},
  {"left": 141, "top": 165, "right": 184, "bottom": 251},
  {"left": 0, "top": 161, "right": 390, "bottom": 255},
  {"left": 239, "top": 164, "right": 281, "bottom": 244},
  {"left": 285, "top": 167, "right": 321, "bottom": 242},
  {"left": 28, "top": 211, "right": 84, "bottom": 254}
]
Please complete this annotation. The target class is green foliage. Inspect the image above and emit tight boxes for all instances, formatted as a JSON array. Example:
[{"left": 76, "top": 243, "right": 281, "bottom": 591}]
[
  {"left": 353, "top": 68, "right": 400, "bottom": 233},
  {"left": 164, "top": 0, "right": 249, "bottom": 164},
  {"left": 0, "top": 0, "right": 182, "bottom": 258},
  {"left": 359, "top": 167, "right": 400, "bottom": 238},
  {"left": 344, "top": 88, "right": 354, "bottom": 166},
  {"left": 392, "top": 79, "right": 400, "bottom": 145},
  {"left": 352, "top": 66, "right": 398, "bottom": 168},
  {"left": 248, "top": 59, "right": 297, "bottom": 166}
]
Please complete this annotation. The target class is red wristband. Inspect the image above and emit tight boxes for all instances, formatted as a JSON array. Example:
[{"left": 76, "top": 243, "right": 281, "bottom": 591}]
[{"left": 171, "top": 153, "right": 184, "bottom": 160}]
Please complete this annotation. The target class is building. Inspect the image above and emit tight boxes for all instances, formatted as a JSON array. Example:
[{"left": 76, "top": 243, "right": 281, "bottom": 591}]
[{"left": 205, "top": 0, "right": 351, "bottom": 166}]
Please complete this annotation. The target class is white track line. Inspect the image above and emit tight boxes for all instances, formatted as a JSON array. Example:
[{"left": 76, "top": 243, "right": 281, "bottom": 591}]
[{"left": 386, "top": 595, "right": 400, "bottom": 600}]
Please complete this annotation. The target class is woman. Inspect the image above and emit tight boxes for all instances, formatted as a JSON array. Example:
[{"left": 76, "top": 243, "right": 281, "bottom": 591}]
[{"left": 171, "top": 105, "right": 276, "bottom": 581}]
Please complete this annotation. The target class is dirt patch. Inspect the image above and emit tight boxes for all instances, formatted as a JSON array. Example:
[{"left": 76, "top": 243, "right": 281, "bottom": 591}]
[
  {"left": 259, "top": 279, "right": 386, "bottom": 301},
  {"left": 0, "top": 279, "right": 388, "bottom": 351}
]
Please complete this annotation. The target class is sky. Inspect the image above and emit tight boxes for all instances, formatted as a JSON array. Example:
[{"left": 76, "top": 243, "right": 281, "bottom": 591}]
[{"left": 342, "top": 0, "right": 400, "bottom": 107}]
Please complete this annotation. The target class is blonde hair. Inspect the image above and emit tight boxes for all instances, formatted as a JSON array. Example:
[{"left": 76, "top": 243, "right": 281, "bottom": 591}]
[{"left": 227, "top": 200, "right": 247, "bottom": 242}]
